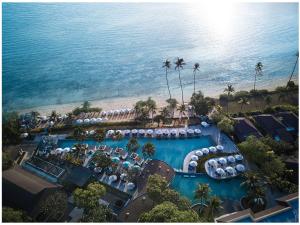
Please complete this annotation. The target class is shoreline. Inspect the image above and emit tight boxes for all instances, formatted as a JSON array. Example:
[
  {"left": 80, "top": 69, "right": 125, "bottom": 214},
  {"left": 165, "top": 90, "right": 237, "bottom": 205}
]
[{"left": 14, "top": 77, "right": 297, "bottom": 116}]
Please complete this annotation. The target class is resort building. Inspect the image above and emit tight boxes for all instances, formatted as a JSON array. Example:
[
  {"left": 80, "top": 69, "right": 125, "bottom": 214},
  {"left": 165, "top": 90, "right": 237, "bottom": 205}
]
[
  {"left": 275, "top": 111, "right": 299, "bottom": 136},
  {"left": 233, "top": 117, "right": 263, "bottom": 142},
  {"left": 253, "top": 114, "right": 295, "bottom": 143}
]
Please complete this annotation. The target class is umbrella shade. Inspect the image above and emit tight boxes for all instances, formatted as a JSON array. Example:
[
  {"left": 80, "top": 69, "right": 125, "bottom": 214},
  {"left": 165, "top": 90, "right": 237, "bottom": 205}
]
[
  {"left": 132, "top": 165, "right": 141, "bottom": 172},
  {"left": 189, "top": 161, "right": 198, "bottom": 167},
  {"left": 236, "top": 164, "right": 245, "bottom": 172},
  {"left": 194, "top": 129, "right": 201, "bottom": 134},
  {"left": 216, "top": 168, "right": 225, "bottom": 175},
  {"left": 235, "top": 154, "right": 244, "bottom": 161},
  {"left": 202, "top": 148, "right": 209, "bottom": 155},
  {"left": 147, "top": 129, "right": 153, "bottom": 134},
  {"left": 109, "top": 175, "right": 117, "bottom": 182},
  {"left": 191, "top": 155, "right": 199, "bottom": 161},
  {"left": 111, "top": 157, "right": 120, "bottom": 163},
  {"left": 195, "top": 150, "right": 203, "bottom": 157},
  {"left": 124, "top": 129, "right": 131, "bottom": 134},
  {"left": 187, "top": 129, "right": 194, "bottom": 134},
  {"left": 131, "top": 129, "right": 138, "bottom": 134},
  {"left": 89, "top": 130, "right": 95, "bottom": 135},
  {"left": 201, "top": 121, "right": 209, "bottom": 127},
  {"left": 64, "top": 147, "right": 71, "bottom": 152},
  {"left": 84, "top": 119, "right": 90, "bottom": 123},
  {"left": 218, "top": 157, "right": 227, "bottom": 165},
  {"left": 139, "top": 129, "right": 145, "bottom": 134},
  {"left": 179, "top": 129, "right": 186, "bottom": 135},
  {"left": 156, "top": 130, "right": 162, "bottom": 135},
  {"left": 162, "top": 129, "right": 169, "bottom": 135},
  {"left": 216, "top": 145, "right": 224, "bottom": 151},
  {"left": 120, "top": 173, "right": 127, "bottom": 180},
  {"left": 225, "top": 166, "right": 235, "bottom": 174},
  {"left": 209, "top": 146, "right": 217, "bottom": 153},
  {"left": 127, "top": 182, "right": 136, "bottom": 190},
  {"left": 122, "top": 161, "right": 131, "bottom": 168},
  {"left": 208, "top": 159, "right": 218, "bottom": 167},
  {"left": 96, "top": 118, "right": 103, "bottom": 123},
  {"left": 107, "top": 130, "right": 115, "bottom": 135},
  {"left": 76, "top": 119, "right": 83, "bottom": 124},
  {"left": 227, "top": 156, "right": 236, "bottom": 163}
]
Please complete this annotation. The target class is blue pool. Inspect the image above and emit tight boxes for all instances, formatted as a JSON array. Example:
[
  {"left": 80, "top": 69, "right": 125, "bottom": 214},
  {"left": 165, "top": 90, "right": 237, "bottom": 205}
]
[
  {"left": 171, "top": 173, "right": 246, "bottom": 203},
  {"left": 58, "top": 136, "right": 215, "bottom": 170}
]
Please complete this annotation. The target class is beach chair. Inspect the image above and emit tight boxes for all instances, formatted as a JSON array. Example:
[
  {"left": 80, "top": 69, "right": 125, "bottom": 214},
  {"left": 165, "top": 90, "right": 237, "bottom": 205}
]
[
  {"left": 120, "top": 150, "right": 128, "bottom": 160},
  {"left": 130, "top": 152, "right": 138, "bottom": 160}
]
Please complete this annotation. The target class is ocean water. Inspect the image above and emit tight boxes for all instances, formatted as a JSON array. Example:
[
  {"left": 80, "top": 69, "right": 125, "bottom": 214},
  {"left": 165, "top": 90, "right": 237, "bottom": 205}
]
[{"left": 3, "top": 3, "right": 299, "bottom": 111}]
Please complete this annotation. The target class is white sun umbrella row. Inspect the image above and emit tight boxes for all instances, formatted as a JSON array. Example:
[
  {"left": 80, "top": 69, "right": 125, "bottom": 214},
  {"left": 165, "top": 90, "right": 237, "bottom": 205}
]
[
  {"left": 76, "top": 117, "right": 108, "bottom": 125},
  {"left": 101, "top": 108, "right": 134, "bottom": 116}
]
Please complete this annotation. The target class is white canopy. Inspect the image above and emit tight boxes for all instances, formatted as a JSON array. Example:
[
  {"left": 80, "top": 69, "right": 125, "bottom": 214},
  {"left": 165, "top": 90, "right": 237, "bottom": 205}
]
[
  {"left": 139, "top": 129, "right": 145, "bottom": 134},
  {"left": 235, "top": 154, "right": 244, "bottom": 161},
  {"left": 195, "top": 150, "right": 203, "bottom": 157},
  {"left": 20, "top": 133, "right": 28, "bottom": 138},
  {"left": 56, "top": 148, "right": 63, "bottom": 152},
  {"left": 227, "top": 156, "right": 236, "bottom": 163},
  {"left": 120, "top": 173, "right": 127, "bottom": 180},
  {"left": 218, "top": 157, "right": 227, "bottom": 165},
  {"left": 170, "top": 129, "right": 177, "bottom": 135},
  {"left": 225, "top": 166, "right": 235, "bottom": 174},
  {"left": 216, "top": 145, "right": 224, "bottom": 151},
  {"left": 109, "top": 175, "right": 117, "bottom": 182},
  {"left": 194, "top": 129, "right": 201, "bottom": 134},
  {"left": 216, "top": 168, "right": 225, "bottom": 176},
  {"left": 116, "top": 130, "right": 122, "bottom": 134},
  {"left": 96, "top": 118, "right": 103, "bottom": 123},
  {"left": 107, "top": 130, "right": 115, "bottom": 135},
  {"left": 76, "top": 119, "right": 83, "bottom": 124},
  {"left": 236, "top": 164, "right": 245, "bottom": 172},
  {"left": 124, "top": 129, "right": 131, "bottom": 134},
  {"left": 179, "top": 129, "right": 186, "bottom": 135},
  {"left": 89, "top": 130, "right": 95, "bottom": 135},
  {"left": 90, "top": 118, "right": 97, "bottom": 124},
  {"left": 63, "top": 147, "right": 71, "bottom": 152},
  {"left": 101, "top": 111, "right": 107, "bottom": 116},
  {"left": 208, "top": 159, "right": 218, "bottom": 167},
  {"left": 202, "top": 148, "right": 209, "bottom": 155},
  {"left": 84, "top": 119, "right": 90, "bottom": 124},
  {"left": 114, "top": 110, "right": 120, "bottom": 114},
  {"left": 131, "top": 129, "right": 138, "bottom": 134},
  {"left": 189, "top": 161, "right": 198, "bottom": 167},
  {"left": 191, "top": 155, "right": 199, "bottom": 161},
  {"left": 209, "top": 146, "right": 217, "bottom": 153},
  {"left": 201, "top": 121, "right": 209, "bottom": 127},
  {"left": 127, "top": 182, "right": 136, "bottom": 190},
  {"left": 187, "top": 129, "right": 194, "bottom": 134},
  {"left": 162, "top": 129, "right": 169, "bottom": 135},
  {"left": 156, "top": 130, "right": 162, "bottom": 135},
  {"left": 147, "top": 129, "right": 153, "bottom": 135}
]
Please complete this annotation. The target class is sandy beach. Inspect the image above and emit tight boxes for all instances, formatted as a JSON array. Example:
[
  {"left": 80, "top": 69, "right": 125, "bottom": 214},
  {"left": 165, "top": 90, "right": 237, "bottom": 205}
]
[{"left": 16, "top": 76, "right": 296, "bottom": 116}]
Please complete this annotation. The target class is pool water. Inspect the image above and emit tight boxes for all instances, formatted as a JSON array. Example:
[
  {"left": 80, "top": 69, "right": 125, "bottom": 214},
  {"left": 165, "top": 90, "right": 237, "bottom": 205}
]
[
  {"left": 58, "top": 136, "right": 215, "bottom": 170},
  {"left": 171, "top": 173, "right": 246, "bottom": 203}
]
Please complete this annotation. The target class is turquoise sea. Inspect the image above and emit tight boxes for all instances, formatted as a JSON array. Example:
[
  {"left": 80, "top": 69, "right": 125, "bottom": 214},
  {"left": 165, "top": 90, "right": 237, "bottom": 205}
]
[{"left": 2, "top": 3, "right": 299, "bottom": 111}]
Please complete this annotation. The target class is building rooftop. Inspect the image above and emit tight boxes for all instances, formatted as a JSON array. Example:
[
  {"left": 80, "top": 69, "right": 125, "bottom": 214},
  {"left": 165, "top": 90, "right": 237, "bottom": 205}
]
[{"left": 234, "top": 117, "right": 263, "bottom": 142}]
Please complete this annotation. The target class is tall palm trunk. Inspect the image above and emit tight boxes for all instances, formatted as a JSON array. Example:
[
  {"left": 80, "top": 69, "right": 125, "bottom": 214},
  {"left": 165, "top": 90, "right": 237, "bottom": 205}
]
[
  {"left": 254, "top": 72, "right": 257, "bottom": 91},
  {"left": 165, "top": 68, "right": 172, "bottom": 99},
  {"left": 178, "top": 69, "right": 184, "bottom": 104},
  {"left": 227, "top": 93, "right": 230, "bottom": 113},
  {"left": 193, "top": 71, "right": 196, "bottom": 94},
  {"left": 287, "top": 56, "right": 299, "bottom": 88}
]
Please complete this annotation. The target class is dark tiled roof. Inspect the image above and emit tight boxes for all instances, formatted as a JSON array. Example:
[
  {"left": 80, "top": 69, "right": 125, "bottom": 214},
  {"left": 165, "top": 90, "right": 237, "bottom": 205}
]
[
  {"left": 253, "top": 114, "right": 294, "bottom": 143},
  {"left": 65, "top": 166, "right": 93, "bottom": 187},
  {"left": 234, "top": 117, "right": 262, "bottom": 142},
  {"left": 275, "top": 112, "right": 299, "bottom": 132}
]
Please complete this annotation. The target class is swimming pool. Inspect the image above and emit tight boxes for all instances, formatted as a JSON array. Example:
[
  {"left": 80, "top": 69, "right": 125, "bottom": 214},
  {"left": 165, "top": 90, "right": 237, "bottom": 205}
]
[
  {"left": 58, "top": 136, "right": 215, "bottom": 170},
  {"left": 171, "top": 173, "right": 246, "bottom": 203}
]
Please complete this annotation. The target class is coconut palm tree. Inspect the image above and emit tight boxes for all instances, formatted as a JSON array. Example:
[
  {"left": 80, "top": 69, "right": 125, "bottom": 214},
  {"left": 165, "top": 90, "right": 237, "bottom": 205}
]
[
  {"left": 163, "top": 60, "right": 172, "bottom": 99},
  {"left": 166, "top": 98, "right": 178, "bottom": 118},
  {"left": 254, "top": 62, "right": 263, "bottom": 91},
  {"left": 177, "top": 104, "right": 186, "bottom": 122},
  {"left": 238, "top": 97, "right": 250, "bottom": 112},
  {"left": 174, "top": 58, "right": 186, "bottom": 105},
  {"left": 142, "top": 142, "right": 156, "bottom": 158},
  {"left": 160, "top": 107, "right": 171, "bottom": 122},
  {"left": 193, "top": 63, "right": 200, "bottom": 94},
  {"left": 146, "top": 97, "right": 157, "bottom": 120},
  {"left": 207, "top": 196, "right": 222, "bottom": 219},
  {"left": 194, "top": 184, "right": 211, "bottom": 211},
  {"left": 286, "top": 52, "right": 299, "bottom": 88},
  {"left": 74, "top": 126, "right": 86, "bottom": 143},
  {"left": 224, "top": 84, "right": 235, "bottom": 113}
]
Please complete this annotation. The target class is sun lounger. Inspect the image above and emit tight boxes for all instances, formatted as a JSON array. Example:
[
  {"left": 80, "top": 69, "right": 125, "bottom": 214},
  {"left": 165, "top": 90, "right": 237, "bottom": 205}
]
[
  {"left": 130, "top": 152, "right": 138, "bottom": 160},
  {"left": 120, "top": 151, "right": 128, "bottom": 160}
]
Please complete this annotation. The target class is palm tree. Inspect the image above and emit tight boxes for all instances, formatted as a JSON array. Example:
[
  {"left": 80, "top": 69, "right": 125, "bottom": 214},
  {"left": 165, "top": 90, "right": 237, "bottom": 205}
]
[
  {"left": 74, "top": 126, "right": 86, "bottom": 143},
  {"left": 126, "top": 137, "right": 140, "bottom": 153},
  {"left": 142, "top": 142, "right": 156, "bottom": 158},
  {"left": 264, "top": 95, "right": 272, "bottom": 108},
  {"left": 50, "top": 110, "right": 58, "bottom": 122},
  {"left": 238, "top": 97, "right": 250, "bottom": 112},
  {"left": 177, "top": 104, "right": 186, "bottom": 122},
  {"left": 286, "top": 52, "right": 299, "bottom": 88},
  {"left": 207, "top": 196, "right": 222, "bottom": 219},
  {"left": 174, "top": 58, "right": 186, "bottom": 105},
  {"left": 94, "top": 128, "right": 106, "bottom": 144},
  {"left": 160, "top": 107, "right": 171, "bottom": 124},
  {"left": 193, "top": 63, "right": 200, "bottom": 94},
  {"left": 254, "top": 62, "right": 263, "bottom": 91},
  {"left": 163, "top": 60, "right": 172, "bottom": 99},
  {"left": 241, "top": 172, "right": 262, "bottom": 191},
  {"left": 194, "top": 184, "right": 211, "bottom": 212},
  {"left": 224, "top": 84, "right": 235, "bottom": 113},
  {"left": 146, "top": 97, "right": 157, "bottom": 120},
  {"left": 166, "top": 98, "right": 178, "bottom": 118}
]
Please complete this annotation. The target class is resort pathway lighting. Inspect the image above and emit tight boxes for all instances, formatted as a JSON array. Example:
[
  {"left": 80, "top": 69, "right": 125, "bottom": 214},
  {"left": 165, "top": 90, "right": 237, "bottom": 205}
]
[
  {"left": 209, "top": 146, "right": 217, "bottom": 153},
  {"left": 216, "top": 145, "right": 224, "bottom": 151},
  {"left": 225, "top": 166, "right": 235, "bottom": 175},
  {"left": 227, "top": 156, "right": 236, "bottom": 163},
  {"left": 218, "top": 157, "right": 227, "bottom": 165},
  {"left": 236, "top": 164, "right": 245, "bottom": 172},
  {"left": 127, "top": 182, "right": 135, "bottom": 190},
  {"left": 189, "top": 160, "right": 198, "bottom": 167},
  {"left": 201, "top": 148, "right": 209, "bottom": 155},
  {"left": 216, "top": 168, "right": 225, "bottom": 176},
  {"left": 191, "top": 155, "right": 199, "bottom": 161},
  {"left": 194, "top": 129, "right": 201, "bottom": 135},
  {"left": 234, "top": 154, "right": 243, "bottom": 161},
  {"left": 122, "top": 161, "right": 131, "bottom": 168},
  {"left": 195, "top": 150, "right": 203, "bottom": 157}
]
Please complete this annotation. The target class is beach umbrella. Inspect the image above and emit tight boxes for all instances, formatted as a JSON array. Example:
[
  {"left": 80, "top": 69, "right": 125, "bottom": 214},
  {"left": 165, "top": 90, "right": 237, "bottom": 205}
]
[
  {"left": 225, "top": 166, "right": 235, "bottom": 175},
  {"left": 83, "top": 119, "right": 90, "bottom": 124},
  {"left": 187, "top": 129, "right": 194, "bottom": 135},
  {"left": 102, "top": 117, "right": 108, "bottom": 121},
  {"left": 50, "top": 150, "right": 57, "bottom": 155},
  {"left": 76, "top": 119, "right": 83, "bottom": 124},
  {"left": 156, "top": 130, "right": 162, "bottom": 136},
  {"left": 120, "top": 109, "right": 126, "bottom": 114},
  {"left": 107, "top": 130, "right": 114, "bottom": 136},
  {"left": 94, "top": 167, "right": 102, "bottom": 173},
  {"left": 116, "top": 130, "right": 122, "bottom": 134},
  {"left": 236, "top": 164, "right": 245, "bottom": 172},
  {"left": 202, "top": 148, "right": 209, "bottom": 155},
  {"left": 201, "top": 121, "right": 209, "bottom": 127},
  {"left": 227, "top": 156, "right": 236, "bottom": 163},
  {"left": 127, "top": 182, "right": 136, "bottom": 190},
  {"left": 114, "top": 110, "right": 120, "bottom": 115},
  {"left": 170, "top": 129, "right": 177, "bottom": 135},
  {"left": 122, "top": 161, "right": 131, "bottom": 168},
  {"left": 63, "top": 147, "right": 71, "bottom": 152},
  {"left": 191, "top": 155, "right": 199, "bottom": 161},
  {"left": 89, "top": 130, "right": 95, "bottom": 135},
  {"left": 49, "top": 121, "right": 54, "bottom": 126},
  {"left": 162, "top": 129, "right": 169, "bottom": 135},
  {"left": 147, "top": 129, "right": 153, "bottom": 135},
  {"left": 55, "top": 148, "right": 63, "bottom": 154},
  {"left": 179, "top": 129, "right": 186, "bottom": 135},
  {"left": 41, "top": 115, "right": 47, "bottom": 121},
  {"left": 194, "top": 129, "right": 201, "bottom": 135},
  {"left": 96, "top": 118, "right": 103, "bottom": 123},
  {"left": 216, "top": 168, "right": 225, "bottom": 176},
  {"left": 209, "top": 146, "right": 217, "bottom": 153},
  {"left": 101, "top": 111, "right": 107, "bottom": 116},
  {"left": 112, "top": 157, "right": 120, "bottom": 163},
  {"left": 120, "top": 173, "right": 127, "bottom": 181},
  {"left": 189, "top": 161, "right": 198, "bottom": 167},
  {"left": 109, "top": 175, "right": 117, "bottom": 182},
  {"left": 235, "top": 154, "right": 244, "bottom": 161},
  {"left": 218, "top": 157, "right": 227, "bottom": 165},
  {"left": 124, "top": 109, "right": 129, "bottom": 114},
  {"left": 124, "top": 130, "right": 131, "bottom": 136},
  {"left": 216, "top": 145, "right": 224, "bottom": 151},
  {"left": 139, "top": 129, "right": 145, "bottom": 135},
  {"left": 20, "top": 133, "right": 29, "bottom": 138},
  {"left": 90, "top": 118, "right": 97, "bottom": 124},
  {"left": 131, "top": 129, "right": 138, "bottom": 134},
  {"left": 195, "top": 150, "right": 203, "bottom": 157},
  {"left": 208, "top": 159, "right": 218, "bottom": 167},
  {"left": 132, "top": 165, "right": 141, "bottom": 172}
]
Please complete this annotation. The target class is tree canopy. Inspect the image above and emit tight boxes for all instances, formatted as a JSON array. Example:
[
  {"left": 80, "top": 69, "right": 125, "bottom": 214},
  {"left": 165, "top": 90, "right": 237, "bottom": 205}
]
[
  {"left": 80, "top": 205, "right": 113, "bottom": 222},
  {"left": 2, "top": 207, "right": 32, "bottom": 222},
  {"left": 190, "top": 91, "right": 214, "bottom": 116},
  {"left": 126, "top": 137, "right": 140, "bottom": 153}
]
